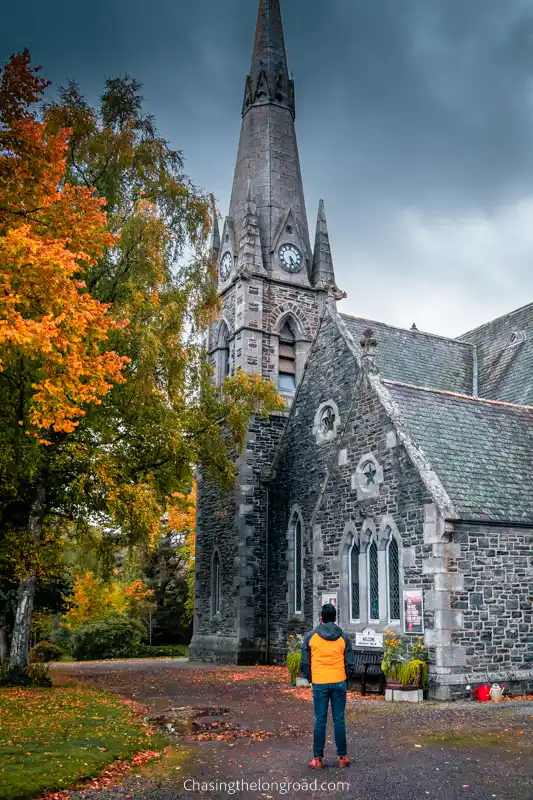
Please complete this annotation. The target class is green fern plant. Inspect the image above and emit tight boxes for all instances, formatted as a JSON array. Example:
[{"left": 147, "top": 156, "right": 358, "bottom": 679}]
[
  {"left": 396, "top": 658, "right": 428, "bottom": 688},
  {"left": 287, "top": 651, "right": 301, "bottom": 685}
]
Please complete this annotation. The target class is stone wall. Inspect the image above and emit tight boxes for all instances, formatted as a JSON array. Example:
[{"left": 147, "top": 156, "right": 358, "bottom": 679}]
[
  {"left": 437, "top": 523, "right": 533, "bottom": 698},
  {"left": 190, "top": 412, "right": 286, "bottom": 664}
]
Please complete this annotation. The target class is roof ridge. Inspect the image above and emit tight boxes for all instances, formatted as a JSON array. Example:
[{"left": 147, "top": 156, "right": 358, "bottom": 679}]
[
  {"left": 458, "top": 300, "right": 533, "bottom": 340},
  {"left": 340, "top": 312, "right": 472, "bottom": 347},
  {"left": 383, "top": 379, "right": 533, "bottom": 411}
]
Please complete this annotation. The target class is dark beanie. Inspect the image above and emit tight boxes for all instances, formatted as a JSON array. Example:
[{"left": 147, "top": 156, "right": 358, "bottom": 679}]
[{"left": 321, "top": 603, "right": 336, "bottom": 622}]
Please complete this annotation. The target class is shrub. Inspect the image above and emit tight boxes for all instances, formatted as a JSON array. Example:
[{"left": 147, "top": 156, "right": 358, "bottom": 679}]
[
  {"left": 30, "top": 641, "right": 64, "bottom": 663},
  {"left": 71, "top": 615, "right": 144, "bottom": 661},
  {"left": 137, "top": 644, "right": 188, "bottom": 658},
  {"left": 396, "top": 658, "right": 428, "bottom": 688},
  {"left": 0, "top": 663, "right": 52, "bottom": 687},
  {"left": 287, "top": 651, "right": 301, "bottom": 685}
]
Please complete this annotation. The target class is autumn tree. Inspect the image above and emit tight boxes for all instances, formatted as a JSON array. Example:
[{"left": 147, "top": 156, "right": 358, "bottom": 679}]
[
  {"left": 0, "top": 50, "right": 129, "bottom": 666},
  {"left": 0, "top": 53, "right": 283, "bottom": 668}
]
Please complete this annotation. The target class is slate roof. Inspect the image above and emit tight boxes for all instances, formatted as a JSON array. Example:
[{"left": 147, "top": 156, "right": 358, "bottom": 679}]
[
  {"left": 459, "top": 301, "right": 533, "bottom": 405},
  {"left": 341, "top": 314, "right": 474, "bottom": 394},
  {"left": 386, "top": 381, "right": 533, "bottom": 524}
]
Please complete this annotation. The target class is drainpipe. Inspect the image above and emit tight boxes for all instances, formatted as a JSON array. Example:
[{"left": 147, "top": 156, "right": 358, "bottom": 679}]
[{"left": 265, "top": 485, "right": 270, "bottom": 664}]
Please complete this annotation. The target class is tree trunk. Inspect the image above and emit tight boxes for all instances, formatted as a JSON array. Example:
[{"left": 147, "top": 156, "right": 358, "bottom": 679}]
[
  {"left": 9, "top": 482, "right": 46, "bottom": 669},
  {"left": 0, "top": 619, "right": 7, "bottom": 663}
]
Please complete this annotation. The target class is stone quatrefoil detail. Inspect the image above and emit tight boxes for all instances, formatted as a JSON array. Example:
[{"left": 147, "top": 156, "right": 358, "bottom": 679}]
[
  {"left": 313, "top": 401, "right": 340, "bottom": 444},
  {"left": 352, "top": 453, "right": 384, "bottom": 500},
  {"left": 320, "top": 406, "right": 336, "bottom": 435}
]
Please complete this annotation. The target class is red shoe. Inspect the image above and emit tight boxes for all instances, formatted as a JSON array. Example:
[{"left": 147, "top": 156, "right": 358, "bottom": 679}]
[
  {"left": 308, "top": 757, "right": 323, "bottom": 769},
  {"left": 337, "top": 755, "right": 350, "bottom": 768}
]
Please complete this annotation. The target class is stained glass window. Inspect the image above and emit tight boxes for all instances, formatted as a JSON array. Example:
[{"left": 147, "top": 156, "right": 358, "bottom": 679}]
[
  {"left": 368, "top": 540, "right": 379, "bottom": 620},
  {"left": 349, "top": 539, "right": 360, "bottom": 620},
  {"left": 388, "top": 536, "right": 401, "bottom": 621},
  {"left": 294, "top": 517, "right": 302, "bottom": 613}
]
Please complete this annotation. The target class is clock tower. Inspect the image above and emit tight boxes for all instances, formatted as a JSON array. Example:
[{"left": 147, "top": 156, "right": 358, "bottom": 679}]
[
  {"left": 190, "top": 0, "right": 342, "bottom": 665},
  {"left": 207, "top": 0, "right": 340, "bottom": 399}
]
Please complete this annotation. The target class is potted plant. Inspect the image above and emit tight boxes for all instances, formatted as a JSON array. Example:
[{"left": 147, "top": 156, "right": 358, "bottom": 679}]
[
  {"left": 382, "top": 633, "right": 428, "bottom": 696},
  {"left": 286, "top": 634, "right": 304, "bottom": 686}
]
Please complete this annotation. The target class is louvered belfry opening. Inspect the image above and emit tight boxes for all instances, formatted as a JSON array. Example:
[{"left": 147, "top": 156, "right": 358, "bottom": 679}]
[{"left": 278, "top": 319, "right": 296, "bottom": 392}]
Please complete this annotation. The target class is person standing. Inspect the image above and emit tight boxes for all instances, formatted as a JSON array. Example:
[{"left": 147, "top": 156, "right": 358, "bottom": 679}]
[{"left": 300, "top": 603, "right": 355, "bottom": 769}]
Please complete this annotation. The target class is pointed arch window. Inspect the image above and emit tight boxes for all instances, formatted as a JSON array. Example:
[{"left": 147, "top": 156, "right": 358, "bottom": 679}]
[
  {"left": 278, "top": 319, "right": 297, "bottom": 393},
  {"left": 216, "top": 322, "right": 230, "bottom": 386},
  {"left": 387, "top": 531, "right": 401, "bottom": 623},
  {"left": 212, "top": 552, "right": 221, "bottom": 616},
  {"left": 368, "top": 537, "right": 379, "bottom": 622},
  {"left": 294, "top": 515, "right": 303, "bottom": 613},
  {"left": 288, "top": 510, "right": 304, "bottom": 615},
  {"left": 349, "top": 536, "right": 360, "bottom": 622}
]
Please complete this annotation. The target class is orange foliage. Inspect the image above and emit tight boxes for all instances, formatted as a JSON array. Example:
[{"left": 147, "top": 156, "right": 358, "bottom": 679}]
[
  {"left": 0, "top": 50, "right": 129, "bottom": 436},
  {"left": 62, "top": 571, "right": 154, "bottom": 629},
  {"left": 167, "top": 480, "right": 196, "bottom": 534}
]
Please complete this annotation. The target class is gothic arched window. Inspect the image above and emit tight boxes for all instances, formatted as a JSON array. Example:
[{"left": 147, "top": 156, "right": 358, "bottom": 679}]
[
  {"left": 387, "top": 532, "right": 401, "bottom": 623},
  {"left": 368, "top": 537, "right": 379, "bottom": 622},
  {"left": 212, "top": 552, "right": 221, "bottom": 616},
  {"left": 216, "top": 322, "right": 230, "bottom": 386},
  {"left": 288, "top": 511, "right": 304, "bottom": 614},
  {"left": 278, "top": 319, "right": 296, "bottom": 393},
  {"left": 349, "top": 537, "right": 360, "bottom": 622}
]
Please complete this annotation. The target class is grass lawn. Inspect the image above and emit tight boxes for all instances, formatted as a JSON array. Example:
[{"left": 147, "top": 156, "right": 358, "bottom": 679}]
[{"left": 0, "top": 684, "right": 165, "bottom": 800}]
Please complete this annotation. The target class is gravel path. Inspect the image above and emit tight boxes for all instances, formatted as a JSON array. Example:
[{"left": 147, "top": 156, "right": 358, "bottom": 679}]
[{"left": 52, "top": 660, "right": 533, "bottom": 800}]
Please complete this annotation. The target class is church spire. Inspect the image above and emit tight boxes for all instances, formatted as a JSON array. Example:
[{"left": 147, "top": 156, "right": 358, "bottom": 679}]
[
  {"left": 243, "top": 0, "right": 294, "bottom": 117},
  {"left": 229, "top": 0, "right": 310, "bottom": 276}
]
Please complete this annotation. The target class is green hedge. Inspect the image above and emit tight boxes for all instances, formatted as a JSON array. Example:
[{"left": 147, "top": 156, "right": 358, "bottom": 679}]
[
  {"left": 137, "top": 644, "right": 188, "bottom": 658},
  {"left": 71, "top": 615, "right": 144, "bottom": 661}
]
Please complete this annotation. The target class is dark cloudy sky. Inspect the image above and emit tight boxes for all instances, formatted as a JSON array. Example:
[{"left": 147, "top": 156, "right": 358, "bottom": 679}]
[{"left": 3, "top": 0, "right": 533, "bottom": 336}]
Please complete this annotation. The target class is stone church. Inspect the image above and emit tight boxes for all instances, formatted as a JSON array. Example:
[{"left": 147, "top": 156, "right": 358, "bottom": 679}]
[{"left": 189, "top": 0, "right": 533, "bottom": 699}]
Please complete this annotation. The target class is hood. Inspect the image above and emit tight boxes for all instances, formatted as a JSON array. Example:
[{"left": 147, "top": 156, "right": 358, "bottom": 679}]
[{"left": 315, "top": 622, "right": 343, "bottom": 641}]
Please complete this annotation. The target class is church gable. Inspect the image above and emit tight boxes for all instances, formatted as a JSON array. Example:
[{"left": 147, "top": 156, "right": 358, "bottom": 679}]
[
  {"left": 459, "top": 301, "right": 533, "bottom": 405},
  {"left": 312, "top": 369, "right": 436, "bottom": 635},
  {"left": 267, "top": 308, "right": 359, "bottom": 646}
]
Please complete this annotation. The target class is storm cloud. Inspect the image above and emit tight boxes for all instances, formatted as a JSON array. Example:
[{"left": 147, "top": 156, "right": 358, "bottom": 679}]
[{"left": 3, "top": 0, "right": 533, "bottom": 335}]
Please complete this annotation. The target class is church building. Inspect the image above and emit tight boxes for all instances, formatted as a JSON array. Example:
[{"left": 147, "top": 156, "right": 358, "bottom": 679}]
[{"left": 189, "top": 0, "right": 533, "bottom": 700}]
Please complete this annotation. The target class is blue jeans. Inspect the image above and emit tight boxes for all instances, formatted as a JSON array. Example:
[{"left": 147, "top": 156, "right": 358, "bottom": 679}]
[{"left": 312, "top": 680, "right": 347, "bottom": 757}]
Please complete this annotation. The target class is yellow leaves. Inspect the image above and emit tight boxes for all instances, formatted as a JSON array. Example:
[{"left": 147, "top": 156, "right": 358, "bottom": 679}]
[{"left": 62, "top": 571, "right": 154, "bottom": 629}]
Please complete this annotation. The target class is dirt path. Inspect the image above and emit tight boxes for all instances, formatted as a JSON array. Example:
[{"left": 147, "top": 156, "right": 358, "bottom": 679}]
[{"left": 53, "top": 660, "right": 533, "bottom": 800}]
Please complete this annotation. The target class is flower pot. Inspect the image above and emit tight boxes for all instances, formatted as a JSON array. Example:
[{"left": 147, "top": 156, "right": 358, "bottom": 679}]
[{"left": 385, "top": 679, "right": 403, "bottom": 690}]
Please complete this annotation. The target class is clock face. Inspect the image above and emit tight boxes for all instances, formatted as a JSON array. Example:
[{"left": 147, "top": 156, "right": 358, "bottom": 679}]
[
  {"left": 219, "top": 251, "right": 232, "bottom": 281},
  {"left": 278, "top": 243, "right": 302, "bottom": 272}
]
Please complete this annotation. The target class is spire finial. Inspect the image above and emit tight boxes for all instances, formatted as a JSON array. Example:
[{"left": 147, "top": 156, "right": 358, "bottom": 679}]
[
  {"left": 244, "top": 0, "right": 294, "bottom": 117},
  {"left": 313, "top": 199, "right": 344, "bottom": 298}
]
